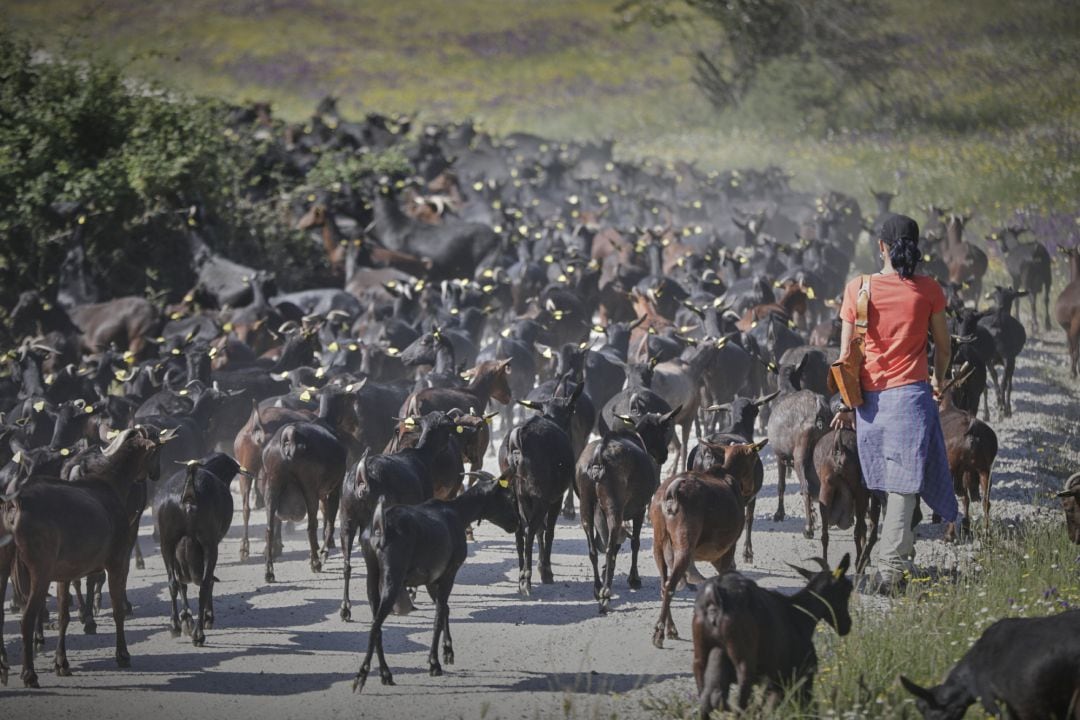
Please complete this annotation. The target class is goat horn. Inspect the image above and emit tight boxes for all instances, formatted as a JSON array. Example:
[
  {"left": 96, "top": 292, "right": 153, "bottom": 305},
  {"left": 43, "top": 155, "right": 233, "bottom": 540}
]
[{"left": 705, "top": 404, "right": 730, "bottom": 412}]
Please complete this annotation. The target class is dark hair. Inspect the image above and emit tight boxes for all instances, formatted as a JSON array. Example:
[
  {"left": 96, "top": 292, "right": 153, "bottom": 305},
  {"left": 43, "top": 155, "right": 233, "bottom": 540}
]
[{"left": 879, "top": 213, "right": 921, "bottom": 280}]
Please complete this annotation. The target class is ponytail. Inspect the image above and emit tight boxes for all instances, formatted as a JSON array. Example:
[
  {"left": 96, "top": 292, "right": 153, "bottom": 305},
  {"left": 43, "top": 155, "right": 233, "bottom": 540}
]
[{"left": 878, "top": 213, "right": 922, "bottom": 280}]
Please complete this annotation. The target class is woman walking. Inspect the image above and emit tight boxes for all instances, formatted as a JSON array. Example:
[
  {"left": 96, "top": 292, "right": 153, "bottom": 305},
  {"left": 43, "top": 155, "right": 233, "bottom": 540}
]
[{"left": 832, "top": 213, "right": 959, "bottom": 592}]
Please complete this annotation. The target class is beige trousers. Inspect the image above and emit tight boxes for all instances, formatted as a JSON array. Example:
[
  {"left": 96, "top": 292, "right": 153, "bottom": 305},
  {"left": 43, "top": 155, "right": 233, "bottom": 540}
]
[{"left": 877, "top": 492, "right": 917, "bottom": 579}]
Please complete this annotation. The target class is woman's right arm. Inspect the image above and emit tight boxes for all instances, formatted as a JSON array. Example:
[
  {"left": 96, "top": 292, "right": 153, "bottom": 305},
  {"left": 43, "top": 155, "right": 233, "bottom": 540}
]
[{"left": 836, "top": 318, "right": 854, "bottom": 361}]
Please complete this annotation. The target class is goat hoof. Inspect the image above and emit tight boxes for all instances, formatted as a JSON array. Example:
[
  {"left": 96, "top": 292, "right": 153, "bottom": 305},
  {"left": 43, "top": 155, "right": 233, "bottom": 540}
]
[
  {"left": 540, "top": 569, "right": 555, "bottom": 584},
  {"left": 83, "top": 622, "right": 97, "bottom": 635},
  {"left": 135, "top": 558, "right": 145, "bottom": 571},
  {"left": 116, "top": 653, "right": 131, "bottom": 668},
  {"left": 0, "top": 665, "right": 8, "bottom": 687},
  {"left": 310, "top": 560, "right": 322, "bottom": 573},
  {"left": 340, "top": 605, "right": 352, "bottom": 622},
  {"left": 666, "top": 627, "right": 679, "bottom": 640},
  {"left": 628, "top": 575, "right": 642, "bottom": 590},
  {"left": 803, "top": 528, "right": 814, "bottom": 539},
  {"left": 380, "top": 672, "right": 395, "bottom": 686},
  {"left": 651, "top": 629, "right": 664, "bottom": 649},
  {"left": 55, "top": 662, "right": 71, "bottom": 677},
  {"left": 518, "top": 583, "right": 531, "bottom": 598},
  {"left": 443, "top": 649, "right": 454, "bottom": 665},
  {"left": 743, "top": 550, "right": 754, "bottom": 564},
  {"left": 203, "top": 614, "right": 214, "bottom": 629},
  {"left": 125, "top": 602, "right": 134, "bottom": 618},
  {"left": 352, "top": 672, "right": 367, "bottom": 694},
  {"left": 22, "top": 671, "right": 39, "bottom": 689},
  {"left": 265, "top": 571, "right": 275, "bottom": 583},
  {"left": 193, "top": 633, "right": 205, "bottom": 648},
  {"left": 772, "top": 510, "right": 785, "bottom": 522},
  {"left": 430, "top": 664, "right": 443, "bottom": 677},
  {"left": 598, "top": 600, "right": 609, "bottom": 615},
  {"left": 239, "top": 544, "right": 250, "bottom": 562}
]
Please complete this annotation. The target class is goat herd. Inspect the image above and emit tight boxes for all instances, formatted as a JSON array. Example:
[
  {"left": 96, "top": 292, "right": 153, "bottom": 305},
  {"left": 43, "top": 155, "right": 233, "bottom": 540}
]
[{"left": 1, "top": 99, "right": 1079, "bottom": 718}]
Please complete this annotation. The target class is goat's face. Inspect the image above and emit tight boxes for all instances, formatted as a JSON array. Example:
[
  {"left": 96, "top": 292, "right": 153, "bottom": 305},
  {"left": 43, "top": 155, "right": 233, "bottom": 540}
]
[{"left": 799, "top": 553, "right": 854, "bottom": 635}]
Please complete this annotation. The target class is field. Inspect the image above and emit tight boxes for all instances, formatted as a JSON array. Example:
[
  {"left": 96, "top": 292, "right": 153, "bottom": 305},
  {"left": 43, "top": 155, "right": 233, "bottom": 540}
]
[{"left": 2, "top": 2, "right": 1080, "bottom": 718}]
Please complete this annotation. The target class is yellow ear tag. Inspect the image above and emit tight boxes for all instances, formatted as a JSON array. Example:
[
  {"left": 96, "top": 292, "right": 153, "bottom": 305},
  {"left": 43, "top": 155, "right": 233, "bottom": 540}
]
[
  {"left": 60, "top": 448, "right": 70, "bottom": 457},
  {"left": 315, "top": 367, "right": 326, "bottom": 379},
  {"left": 300, "top": 390, "right": 312, "bottom": 402},
  {"left": 171, "top": 348, "right": 181, "bottom": 356},
  {"left": 84, "top": 405, "right": 94, "bottom": 414},
  {"left": 328, "top": 341, "right": 340, "bottom": 352},
  {"left": 44, "top": 374, "right": 55, "bottom": 385},
  {"left": 456, "top": 425, "right": 464, "bottom": 434},
  {"left": 500, "top": 328, "right": 511, "bottom": 338},
  {"left": 345, "top": 384, "right": 355, "bottom": 393},
  {"left": 543, "top": 254, "right": 554, "bottom": 264},
  {"left": 833, "top": 567, "right": 844, "bottom": 579},
  {"left": 403, "top": 417, "right": 416, "bottom": 428},
  {"left": 348, "top": 343, "right": 358, "bottom": 352},
  {"left": 178, "top": 389, "right": 189, "bottom": 396},
  {"left": 106, "top": 429, "right": 119, "bottom": 439},
  {"left": 33, "top": 401, "right": 45, "bottom": 412},
  {"left": 806, "top": 287, "right": 816, "bottom": 300},
  {"left": 222, "top": 322, "right": 234, "bottom": 333},
  {"left": 386, "top": 347, "right": 399, "bottom": 356},
  {"left": 924, "top": 255, "right": 932, "bottom": 262},
  {"left": 12, "top": 451, "right": 22, "bottom": 464},
  {"left": 498, "top": 477, "right": 509, "bottom": 488},
  {"left": 482, "top": 268, "right": 494, "bottom": 278}
]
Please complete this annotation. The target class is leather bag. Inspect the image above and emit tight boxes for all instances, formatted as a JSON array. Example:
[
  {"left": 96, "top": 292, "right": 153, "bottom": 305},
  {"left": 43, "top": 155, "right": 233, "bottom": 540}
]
[{"left": 827, "top": 274, "right": 871, "bottom": 408}]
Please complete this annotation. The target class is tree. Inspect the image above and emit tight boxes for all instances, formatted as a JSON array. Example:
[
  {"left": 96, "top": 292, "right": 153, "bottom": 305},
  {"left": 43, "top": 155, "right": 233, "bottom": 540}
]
[{"left": 616, "top": 0, "right": 896, "bottom": 112}]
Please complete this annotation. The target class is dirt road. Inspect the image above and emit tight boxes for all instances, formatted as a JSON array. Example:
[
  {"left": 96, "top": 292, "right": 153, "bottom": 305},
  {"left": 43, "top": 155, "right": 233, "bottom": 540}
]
[{"left": 4, "top": 334, "right": 1076, "bottom": 720}]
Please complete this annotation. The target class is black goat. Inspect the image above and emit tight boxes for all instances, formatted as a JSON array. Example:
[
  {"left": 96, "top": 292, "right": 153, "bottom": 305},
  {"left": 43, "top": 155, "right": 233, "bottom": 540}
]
[
  {"left": 978, "top": 286, "right": 1028, "bottom": 417},
  {"left": 692, "top": 554, "right": 853, "bottom": 716},
  {"left": 901, "top": 610, "right": 1080, "bottom": 719},
  {"left": 352, "top": 472, "right": 518, "bottom": 692},
  {"left": 154, "top": 453, "right": 240, "bottom": 646},
  {"left": 499, "top": 388, "right": 581, "bottom": 596},
  {"left": 338, "top": 411, "right": 461, "bottom": 621}
]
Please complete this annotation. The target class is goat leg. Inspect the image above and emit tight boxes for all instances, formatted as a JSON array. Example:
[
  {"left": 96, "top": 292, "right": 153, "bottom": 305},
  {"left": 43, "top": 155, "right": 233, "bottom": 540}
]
[
  {"left": 538, "top": 502, "right": 560, "bottom": 585},
  {"left": 306, "top": 500, "right": 322, "bottom": 573},
  {"left": 773, "top": 462, "right": 788, "bottom": 522},
  {"left": 742, "top": 497, "right": 756, "bottom": 564},
  {"left": 0, "top": 567, "right": 7, "bottom": 686},
  {"left": 239, "top": 474, "right": 252, "bottom": 562},
  {"left": 20, "top": 570, "right": 48, "bottom": 688},
  {"left": 320, "top": 490, "right": 340, "bottom": 562},
  {"left": 820, "top": 503, "right": 830, "bottom": 564},
  {"left": 698, "top": 648, "right": 730, "bottom": 719},
  {"left": 340, "top": 521, "right": 358, "bottom": 621},
  {"left": 627, "top": 514, "right": 645, "bottom": 590},
  {"left": 53, "top": 581, "right": 72, "bottom": 677},
  {"left": 133, "top": 541, "right": 145, "bottom": 571},
  {"left": 263, "top": 494, "right": 277, "bottom": 583},
  {"left": 193, "top": 545, "right": 216, "bottom": 647}
]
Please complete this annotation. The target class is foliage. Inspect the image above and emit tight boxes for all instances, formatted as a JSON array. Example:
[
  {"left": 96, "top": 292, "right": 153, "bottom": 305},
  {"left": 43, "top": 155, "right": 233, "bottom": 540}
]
[
  {"left": 616, "top": 0, "right": 896, "bottom": 113},
  {"left": 304, "top": 146, "right": 411, "bottom": 192}
]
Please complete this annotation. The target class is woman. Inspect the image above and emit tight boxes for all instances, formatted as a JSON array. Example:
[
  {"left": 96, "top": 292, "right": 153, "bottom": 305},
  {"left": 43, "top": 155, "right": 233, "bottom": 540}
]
[{"left": 832, "top": 213, "right": 959, "bottom": 592}]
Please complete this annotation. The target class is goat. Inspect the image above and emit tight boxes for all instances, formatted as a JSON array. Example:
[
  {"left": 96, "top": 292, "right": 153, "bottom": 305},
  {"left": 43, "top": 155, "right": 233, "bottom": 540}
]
[
  {"left": 692, "top": 554, "right": 852, "bottom": 716},
  {"left": 978, "top": 286, "right": 1028, "bottom": 417},
  {"left": 1055, "top": 246, "right": 1080, "bottom": 377},
  {"left": 991, "top": 225, "right": 1053, "bottom": 332},
  {"left": 766, "top": 356, "right": 831, "bottom": 537},
  {"left": 901, "top": 610, "right": 1080, "bottom": 719},
  {"left": 337, "top": 411, "right": 461, "bottom": 621},
  {"left": 0, "top": 428, "right": 162, "bottom": 687},
  {"left": 154, "top": 453, "right": 240, "bottom": 646},
  {"left": 693, "top": 391, "right": 780, "bottom": 564},
  {"left": 1059, "top": 473, "right": 1080, "bottom": 543},
  {"left": 499, "top": 388, "right": 581, "bottom": 596},
  {"left": 352, "top": 472, "right": 518, "bottom": 692},
  {"left": 575, "top": 417, "right": 661, "bottom": 613},
  {"left": 259, "top": 420, "right": 346, "bottom": 582},
  {"left": 938, "top": 372, "right": 998, "bottom": 540},
  {"left": 650, "top": 440, "right": 767, "bottom": 648},
  {"left": 812, "top": 422, "right": 880, "bottom": 571}
]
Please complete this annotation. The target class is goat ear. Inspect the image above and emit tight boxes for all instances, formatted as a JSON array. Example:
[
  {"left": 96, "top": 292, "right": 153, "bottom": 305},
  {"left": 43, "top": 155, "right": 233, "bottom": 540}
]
[
  {"left": 899, "top": 675, "right": 940, "bottom": 707},
  {"left": 661, "top": 405, "right": 682, "bottom": 424},
  {"left": 786, "top": 562, "right": 816, "bottom": 581},
  {"left": 835, "top": 553, "right": 851, "bottom": 578}
]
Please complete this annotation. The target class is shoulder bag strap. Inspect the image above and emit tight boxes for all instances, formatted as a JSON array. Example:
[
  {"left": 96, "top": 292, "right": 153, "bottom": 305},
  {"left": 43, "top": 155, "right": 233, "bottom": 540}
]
[{"left": 854, "top": 274, "right": 871, "bottom": 337}]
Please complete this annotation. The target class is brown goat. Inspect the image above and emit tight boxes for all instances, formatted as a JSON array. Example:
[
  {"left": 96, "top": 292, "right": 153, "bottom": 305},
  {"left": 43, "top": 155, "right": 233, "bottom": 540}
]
[
  {"left": 938, "top": 384, "right": 998, "bottom": 540},
  {"left": 0, "top": 428, "right": 163, "bottom": 688},
  {"left": 1055, "top": 246, "right": 1080, "bottom": 377},
  {"left": 735, "top": 282, "right": 809, "bottom": 332},
  {"left": 811, "top": 428, "right": 880, "bottom": 571},
  {"left": 1058, "top": 473, "right": 1080, "bottom": 544},
  {"left": 650, "top": 440, "right": 766, "bottom": 648},
  {"left": 941, "top": 214, "right": 988, "bottom": 306},
  {"left": 232, "top": 402, "right": 313, "bottom": 561}
]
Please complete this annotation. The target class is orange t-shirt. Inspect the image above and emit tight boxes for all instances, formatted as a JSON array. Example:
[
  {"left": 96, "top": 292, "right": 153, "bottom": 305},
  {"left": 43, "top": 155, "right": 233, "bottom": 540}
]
[{"left": 839, "top": 274, "right": 946, "bottom": 392}]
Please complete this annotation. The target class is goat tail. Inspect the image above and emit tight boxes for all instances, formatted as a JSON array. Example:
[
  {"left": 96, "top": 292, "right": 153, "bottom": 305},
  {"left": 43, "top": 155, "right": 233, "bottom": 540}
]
[
  {"left": 662, "top": 476, "right": 684, "bottom": 516},
  {"left": 176, "top": 536, "right": 205, "bottom": 585},
  {"left": 585, "top": 440, "right": 605, "bottom": 485},
  {"left": 371, "top": 495, "right": 387, "bottom": 550},
  {"left": 280, "top": 424, "right": 303, "bottom": 461}
]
